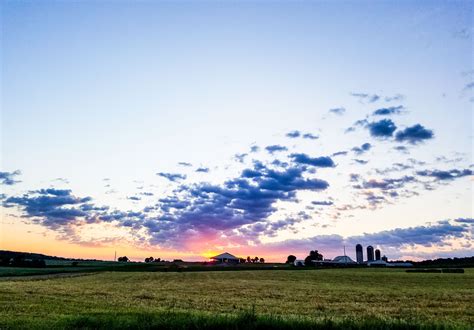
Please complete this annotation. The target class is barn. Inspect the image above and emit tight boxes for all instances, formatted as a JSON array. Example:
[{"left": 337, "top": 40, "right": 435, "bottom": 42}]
[{"left": 210, "top": 252, "right": 240, "bottom": 264}]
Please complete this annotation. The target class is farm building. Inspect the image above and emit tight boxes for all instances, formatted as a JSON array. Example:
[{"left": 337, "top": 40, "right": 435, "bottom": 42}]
[
  {"left": 332, "top": 256, "right": 356, "bottom": 264},
  {"left": 210, "top": 252, "right": 240, "bottom": 264}
]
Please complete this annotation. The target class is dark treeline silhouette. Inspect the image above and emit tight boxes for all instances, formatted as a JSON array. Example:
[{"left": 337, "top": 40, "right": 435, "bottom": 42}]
[
  {"left": 117, "top": 256, "right": 129, "bottom": 262},
  {"left": 304, "top": 250, "right": 323, "bottom": 266},
  {"left": 0, "top": 253, "right": 46, "bottom": 268},
  {"left": 286, "top": 255, "right": 297, "bottom": 264}
]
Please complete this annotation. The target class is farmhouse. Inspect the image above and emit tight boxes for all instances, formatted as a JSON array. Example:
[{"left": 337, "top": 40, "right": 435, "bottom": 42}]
[{"left": 210, "top": 252, "right": 240, "bottom": 264}]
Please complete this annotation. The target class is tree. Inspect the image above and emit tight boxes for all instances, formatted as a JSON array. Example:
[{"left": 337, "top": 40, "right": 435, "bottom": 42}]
[
  {"left": 305, "top": 250, "right": 324, "bottom": 266},
  {"left": 145, "top": 257, "right": 154, "bottom": 263},
  {"left": 259, "top": 258, "right": 265, "bottom": 263},
  {"left": 118, "top": 256, "right": 129, "bottom": 262},
  {"left": 253, "top": 257, "right": 259, "bottom": 263},
  {"left": 246, "top": 256, "right": 251, "bottom": 263},
  {"left": 239, "top": 258, "right": 246, "bottom": 264},
  {"left": 286, "top": 255, "right": 297, "bottom": 264}
]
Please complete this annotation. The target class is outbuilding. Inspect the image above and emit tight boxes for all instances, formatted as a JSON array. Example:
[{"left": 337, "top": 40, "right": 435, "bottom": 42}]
[{"left": 210, "top": 252, "right": 240, "bottom": 264}]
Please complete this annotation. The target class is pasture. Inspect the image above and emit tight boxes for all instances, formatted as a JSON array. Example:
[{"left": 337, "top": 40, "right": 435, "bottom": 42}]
[{"left": 0, "top": 268, "right": 472, "bottom": 329}]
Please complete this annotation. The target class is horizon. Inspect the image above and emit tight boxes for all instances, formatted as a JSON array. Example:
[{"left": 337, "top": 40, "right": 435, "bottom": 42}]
[{"left": 1, "top": 1, "right": 473, "bottom": 263}]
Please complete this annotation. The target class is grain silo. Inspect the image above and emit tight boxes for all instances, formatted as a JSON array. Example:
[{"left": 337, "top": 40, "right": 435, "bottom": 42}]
[
  {"left": 356, "top": 244, "right": 363, "bottom": 264},
  {"left": 367, "top": 245, "right": 374, "bottom": 262}
]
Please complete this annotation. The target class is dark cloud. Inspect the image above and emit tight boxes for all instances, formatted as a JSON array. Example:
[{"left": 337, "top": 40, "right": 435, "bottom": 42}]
[
  {"left": 372, "top": 105, "right": 404, "bottom": 116},
  {"left": 157, "top": 172, "right": 186, "bottom": 182},
  {"left": 128, "top": 196, "right": 141, "bottom": 201},
  {"left": 332, "top": 151, "right": 348, "bottom": 157},
  {"left": 416, "top": 168, "right": 472, "bottom": 180},
  {"left": 2, "top": 189, "right": 94, "bottom": 229},
  {"left": 329, "top": 107, "right": 346, "bottom": 115},
  {"left": 395, "top": 124, "right": 434, "bottom": 144},
  {"left": 250, "top": 145, "right": 260, "bottom": 153},
  {"left": 368, "top": 119, "right": 397, "bottom": 137},
  {"left": 265, "top": 219, "right": 472, "bottom": 259},
  {"left": 234, "top": 153, "right": 248, "bottom": 163},
  {"left": 145, "top": 162, "right": 330, "bottom": 247},
  {"left": 178, "top": 162, "right": 192, "bottom": 167},
  {"left": 290, "top": 153, "right": 335, "bottom": 168},
  {"left": 265, "top": 145, "right": 288, "bottom": 154},
  {"left": 357, "top": 176, "right": 416, "bottom": 190},
  {"left": 0, "top": 170, "right": 21, "bottom": 185},
  {"left": 352, "top": 143, "right": 372, "bottom": 155},
  {"left": 393, "top": 145, "right": 409, "bottom": 153},
  {"left": 353, "top": 159, "right": 369, "bottom": 165},
  {"left": 351, "top": 92, "right": 380, "bottom": 103},
  {"left": 196, "top": 167, "right": 210, "bottom": 173},
  {"left": 286, "top": 130, "right": 301, "bottom": 138},
  {"left": 302, "top": 133, "right": 318, "bottom": 140}
]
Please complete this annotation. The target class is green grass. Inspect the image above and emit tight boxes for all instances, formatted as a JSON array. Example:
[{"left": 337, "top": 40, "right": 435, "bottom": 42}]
[{"left": 0, "top": 268, "right": 472, "bottom": 329}]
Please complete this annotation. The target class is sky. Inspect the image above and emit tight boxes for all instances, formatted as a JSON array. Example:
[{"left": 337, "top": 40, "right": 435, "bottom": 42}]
[{"left": 1, "top": 0, "right": 473, "bottom": 262}]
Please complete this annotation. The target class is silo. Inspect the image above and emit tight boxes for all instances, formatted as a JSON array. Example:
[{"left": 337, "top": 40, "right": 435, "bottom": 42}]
[
  {"left": 375, "top": 249, "right": 381, "bottom": 260},
  {"left": 367, "top": 245, "right": 374, "bottom": 261},
  {"left": 356, "top": 244, "right": 363, "bottom": 264}
]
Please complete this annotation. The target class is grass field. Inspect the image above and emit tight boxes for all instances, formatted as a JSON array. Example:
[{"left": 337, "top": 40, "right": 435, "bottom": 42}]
[{"left": 0, "top": 268, "right": 472, "bottom": 329}]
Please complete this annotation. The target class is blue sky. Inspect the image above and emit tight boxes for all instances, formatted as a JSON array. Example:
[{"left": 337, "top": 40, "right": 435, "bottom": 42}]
[{"left": 1, "top": 1, "right": 473, "bottom": 261}]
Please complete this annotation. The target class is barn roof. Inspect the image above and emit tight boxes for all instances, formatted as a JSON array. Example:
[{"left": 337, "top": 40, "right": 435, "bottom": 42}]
[{"left": 210, "top": 252, "right": 239, "bottom": 260}]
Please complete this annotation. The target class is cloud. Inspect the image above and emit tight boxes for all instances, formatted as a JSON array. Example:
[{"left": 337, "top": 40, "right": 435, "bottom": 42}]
[
  {"left": 196, "top": 167, "right": 210, "bottom": 173},
  {"left": 302, "top": 133, "right": 318, "bottom": 140},
  {"left": 368, "top": 119, "right": 397, "bottom": 137},
  {"left": 464, "top": 82, "right": 474, "bottom": 90},
  {"left": 332, "top": 151, "right": 348, "bottom": 157},
  {"left": 0, "top": 170, "right": 21, "bottom": 185},
  {"left": 352, "top": 143, "right": 372, "bottom": 155},
  {"left": 290, "top": 153, "right": 335, "bottom": 168},
  {"left": 329, "top": 107, "right": 346, "bottom": 115},
  {"left": 178, "top": 162, "right": 192, "bottom": 167},
  {"left": 250, "top": 145, "right": 260, "bottom": 153},
  {"left": 353, "top": 159, "right": 369, "bottom": 165},
  {"left": 395, "top": 124, "right": 434, "bottom": 144},
  {"left": 234, "top": 153, "right": 248, "bottom": 163},
  {"left": 265, "top": 145, "right": 288, "bottom": 154},
  {"left": 372, "top": 105, "right": 404, "bottom": 116},
  {"left": 127, "top": 196, "right": 141, "bottom": 201},
  {"left": 145, "top": 162, "right": 330, "bottom": 247},
  {"left": 384, "top": 94, "right": 405, "bottom": 102},
  {"left": 264, "top": 219, "right": 472, "bottom": 259},
  {"left": 157, "top": 172, "right": 187, "bottom": 182},
  {"left": 416, "top": 168, "right": 472, "bottom": 180},
  {"left": 286, "top": 130, "right": 301, "bottom": 138},
  {"left": 356, "top": 176, "right": 416, "bottom": 190},
  {"left": 311, "top": 200, "right": 333, "bottom": 206},
  {"left": 2, "top": 189, "right": 94, "bottom": 229},
  {"left": 351, "top": 92, "right": 380, "bottom": 103}
]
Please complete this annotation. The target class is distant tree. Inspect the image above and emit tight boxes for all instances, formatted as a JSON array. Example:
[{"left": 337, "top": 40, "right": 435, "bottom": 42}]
[
  {"left": 286, "top": 255, "right": 297, "bottom": 264},
  {"left": 253, "top": 257, "right": 259, "bottom": 263},
  {"left": 239, "top": 258, "right": 246, "bottom": 264},
  {"left": 118, "top": 256, "right": 129, "bottom": 262},
  {"left": 71, "top": 261, "right": 79, "bottom": 267},
  {"left": 145, "top": 257, "right": 154, "bottom": 263},
  {"left": 173, "top": 259, "right": 183, "bottom": 263},
  {"left": 153, "top": 258, "right": 161, "bottom": 263},
  {"left": 304, "top": 250, "right": 323, "bottom": 266},
  {"left": 247, "top": 256, "right": 251, "bottom": 263},
  {"left": 259, "top": 258, "right": 265, "bottom": 263}
]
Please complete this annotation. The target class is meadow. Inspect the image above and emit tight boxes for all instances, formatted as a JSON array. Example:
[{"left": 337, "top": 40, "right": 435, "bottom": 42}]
[{"left": 0, "top": 268, "right": 472, "bottom": 329}]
